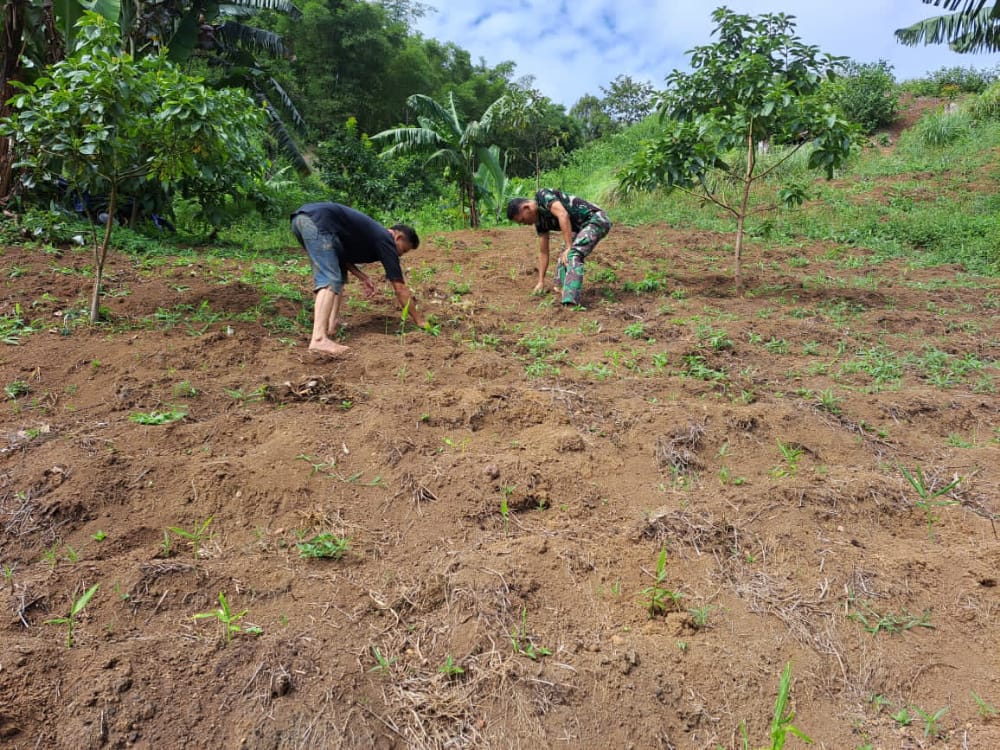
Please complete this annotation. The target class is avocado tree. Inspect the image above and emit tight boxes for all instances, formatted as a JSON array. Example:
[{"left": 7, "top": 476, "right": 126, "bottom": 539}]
[
  {"left": 1, "top": 13, "right": 268, "bottom": 323},
  {"left": 618, "top": 7, "right": 856, "bottom": 292}
]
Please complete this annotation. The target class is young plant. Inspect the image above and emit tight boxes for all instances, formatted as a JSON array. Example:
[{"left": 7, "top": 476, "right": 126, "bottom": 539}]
[
  {"left": 771, "top": 440, "right": 804, "bottom": 477},
  {"left": 739, "top": 662, "right": 813, "bottom": 750},
  {"left": 167, "top": 516, "right": 214, "bottom": 560},
  {"left": 193, "top": 591, "right": 257, "bottom": 643},
  {"left": 128, "top": 408, "right": 187, "bottom": 425},
  {"left": 640, "top": 548, "right": 684, "bottom": 617},
  {"left": 912, "top": 705, "right": 948, "bottom": 739},
  {"left": 437, "top": 655, "right": 465, "bottom": 677},
  {"left": 971, "top": 690, "right": 998, "bottom": 718},
  {"left": 510, "top": 607, "right": 551, "bottom": 660},
  {"left": 900, "top": 465, "right": 960, "bottom": 538},
  {"left": 368, "top": 645, "right": 398, "bottom": 674},
  {"left": 45, "top": 583, "right": 100, "bottom": 648},
  {"left": 296, "top": 533, "right": 350, "bottom": 559}
]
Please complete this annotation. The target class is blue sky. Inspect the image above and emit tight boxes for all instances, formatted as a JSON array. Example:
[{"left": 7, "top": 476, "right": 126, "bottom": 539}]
[{"left": 413, "top": 1, "right": 999, "bottom": 108}]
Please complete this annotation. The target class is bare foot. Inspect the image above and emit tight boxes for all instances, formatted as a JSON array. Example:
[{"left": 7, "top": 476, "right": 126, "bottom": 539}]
[{"left": 308, "top": 339, "right": 350, "bottom": 357}]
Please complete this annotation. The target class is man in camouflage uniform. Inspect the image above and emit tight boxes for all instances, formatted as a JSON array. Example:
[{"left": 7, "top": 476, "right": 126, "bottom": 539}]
[{"left": 507, "top": 189, "right": 612, "bottom": 306}]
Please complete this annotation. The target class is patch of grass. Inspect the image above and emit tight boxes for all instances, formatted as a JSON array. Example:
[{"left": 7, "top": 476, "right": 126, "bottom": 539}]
[
  {"left": 129, "top": 408, "right": 187, "bottom": 425},
  {"left": 296, "top": 533, "right": 350, "bottom": 559}
]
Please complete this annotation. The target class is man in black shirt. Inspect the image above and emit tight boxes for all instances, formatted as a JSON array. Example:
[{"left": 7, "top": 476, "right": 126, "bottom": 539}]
[{"left": 291, "top": 202, "right": 426, "bottom": 356}]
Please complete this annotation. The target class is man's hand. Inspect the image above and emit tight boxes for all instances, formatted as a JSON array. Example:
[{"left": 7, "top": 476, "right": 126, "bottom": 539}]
[{"left": 361, "top": 277, "right": 378, "bottom": 298}]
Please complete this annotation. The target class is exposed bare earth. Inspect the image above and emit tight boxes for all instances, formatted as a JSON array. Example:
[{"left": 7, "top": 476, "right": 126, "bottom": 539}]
[{"left": 2, "top": 176, "right": 999, "bottom": 747}]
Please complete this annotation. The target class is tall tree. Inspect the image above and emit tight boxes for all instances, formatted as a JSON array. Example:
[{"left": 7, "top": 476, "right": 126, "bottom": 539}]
[
  {"left": 896, "top": 0, "right": 1000, "bottom": 53},
  {"left": 618, "top": 7, "right": 855, "bottom": 292},
  {"left": 600, "top": 74, "right": 656, "bottom": 126},
  {"left": 1, "top": 13, "right": 268, "bottom": 321},
  {"left": 373, "top": 91, "right": 507, "bottom": 227}
]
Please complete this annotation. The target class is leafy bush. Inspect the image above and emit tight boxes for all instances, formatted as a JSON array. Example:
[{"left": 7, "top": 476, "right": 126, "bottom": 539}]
[
  {"left": 964, "top": 81, "right": 1000, "bottom": 123},
  {"left": 831, "top": 60, "right": 900, "bottom": 134},
  {"left": 901, "top": 65, "right": 1000, "bottom": 97}
]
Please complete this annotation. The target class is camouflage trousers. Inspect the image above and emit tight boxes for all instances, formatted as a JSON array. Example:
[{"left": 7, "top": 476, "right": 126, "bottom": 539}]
[{"left": 554, "top": 211, "right": 612, "bottom": 305}]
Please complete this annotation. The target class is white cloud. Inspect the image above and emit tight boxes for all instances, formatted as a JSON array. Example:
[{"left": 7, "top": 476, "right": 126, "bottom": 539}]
[{"left": 414, "top": 0, "right": 999, "bottom": 108}]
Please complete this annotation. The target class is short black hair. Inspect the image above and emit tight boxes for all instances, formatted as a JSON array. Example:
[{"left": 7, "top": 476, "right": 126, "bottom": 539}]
[
  {"left": 391, "top": 224, "right": 419, "bottom": 249},
  {"left": 506, "top": 198, "right": 530, "bottom": 221}
]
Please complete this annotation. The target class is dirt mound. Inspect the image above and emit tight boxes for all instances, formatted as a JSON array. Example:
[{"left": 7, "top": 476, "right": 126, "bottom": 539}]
[{"left": 1, "top": 215, "right": 998, "bottom": 748}]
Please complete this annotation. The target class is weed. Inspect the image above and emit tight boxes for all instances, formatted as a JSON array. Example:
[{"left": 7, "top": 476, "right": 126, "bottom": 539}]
[
  {"left": 912, "top": 705, "right": 948, "bottom": 738},
  {"left": 167, "top": 516, "right": 214, "bottom": 560},
  {"left": 2, "top": 563, "right": 15, "bottom": 594},
  {"left": 172, "top": 380, "right": 198, "bottom": 398},
  {"left": 510, "top": 608, "right": 551, "bottom": 660},
  {"left": 640, "top": 548, "right": 684, "bottom": 617},
  {"left": 92, "top": 530, "right": 106, "bottom": 542},
  {"left": 194, "top": 592, "right": 258, "bottom": 643},
  {"left": 688, "top": 605, "right": 712, "bottom": 628},
  {"left": 900, "top": 465, "right": 960, "bottom": 538},
  {"left": 891, "top": 706, "right": 911, "bottom": 727},
  {"left": 4, "top": 379, "right": 31, "bottom": 399},
  {"left": 971, "top": 690, "right": 998, "bottom": 718},
  {"left": 771, "top": 440, "right": 804, "bottom": 478},
  {"left": 129, "top": 408, "right": 187, "bottom": 425},
  {"left": 296, "top": 533, "right": 350, "bottom": 559},
  {"left": 368, "top": 645, "right": 398, "bottom": 674},
  {"left": 437, "top": 655, "right": 465, "bottom": 677},
  {"left": 815, "top": 389, "right": 842, "bottom": 415},
  {"left": 45, "top": 583, "right": 100, "bottom": 648},
  {"left": 846, "top": 593, "right": 934, "bottom": 636}
]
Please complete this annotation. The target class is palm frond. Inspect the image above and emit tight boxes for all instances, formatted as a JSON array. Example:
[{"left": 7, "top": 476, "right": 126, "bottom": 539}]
[
  {"left": 263, "top": 103, "right": 309, "bottom": 174},
  {"left": 216, "top": 20, "right": 289, "bottom": 58},
  {"left": 220, "top": 0, "right": 303, "bottom": 21},
  {"left": 918, "top": 0, "right": 992, "bottom": 14},
  {"left": 896, "top": 5, "right": 1000, "bottom": 51}
]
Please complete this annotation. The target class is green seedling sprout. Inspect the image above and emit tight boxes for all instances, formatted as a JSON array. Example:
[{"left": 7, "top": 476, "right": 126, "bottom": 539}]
[
  {"left": 900, "top": 465, "right": 960, "bottom": 538},
  {"left": 913, "top": 705, "right": 948, "bottom": 739},
  {"left": 640, "top": 548, "right": 684, "bottom": 617},
  {"left": 45, "top": 583, "right": 99, "bottom": 648},
  {"left": 368, "top": 645, "right": 398, "bottom": 674},
  {"left": 167, "top": 515, "right": 214, "bottom": 560},
  {"left": 509, "top": 608, "right": 551, "bottom": 660},
  {"left": 437, "top": 655, "right": 464, "bottom": 677},
  {"left": 193, "top": 591, "right": 253, "bottom": 642},
  {"left": 738, "top": 662, "right": 813, "bottom": 750}
]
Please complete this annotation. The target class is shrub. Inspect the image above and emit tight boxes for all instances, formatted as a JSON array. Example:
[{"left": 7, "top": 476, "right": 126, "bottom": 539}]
[{"left": 832, "top": 60, "right": 900, "bottom": 134}]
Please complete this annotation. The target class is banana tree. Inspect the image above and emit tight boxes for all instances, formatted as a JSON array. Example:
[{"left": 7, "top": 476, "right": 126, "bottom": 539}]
[
  {"left": 473, "top": 145, "right": 511, "bottom": 223},
  {"left": 896, "top": 1, "right": 1000, "bottom": 53},
  {"left": 374, "top": 92, "right": 508, "bottom": 227}
]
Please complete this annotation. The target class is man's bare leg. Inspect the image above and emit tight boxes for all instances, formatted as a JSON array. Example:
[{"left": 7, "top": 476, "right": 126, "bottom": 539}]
[
  {"left": 310, "top": 287, "right": 349, "bottom": 356},
  {"left": 327, "top": 291, "right": 343, "bottom": 337}
]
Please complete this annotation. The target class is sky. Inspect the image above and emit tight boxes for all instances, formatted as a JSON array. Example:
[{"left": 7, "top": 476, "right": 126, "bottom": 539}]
[{"left": 412, "top": 1, "right": 999, "bottom": 109}]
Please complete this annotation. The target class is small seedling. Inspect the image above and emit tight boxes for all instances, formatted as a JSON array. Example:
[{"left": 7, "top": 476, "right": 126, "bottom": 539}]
[
  {"left": 771, "top": 440, "right": 804, "bottom": 477},
  {"left": 2, "top": 563, "right": 15, "bottom": 594},
  {"left": 368, "top": 645, "right": 398, "bottom": 674},
  {"left": 900, "top": 465, "right": 960, "bottom": 538},
  {"left": 971, "top": 690, "right": 997, "bottom": 718},
  {"left": 510, "top": 608, "right": 551, "bottom": 660},
  {"left": 913, "top": 705, "right": 948, "bottom": 738},
  {"left": 891, "top": 707, "right": 911, "bottom": 727},
  {"left": 193, "top": 591, "right": 255, "bottom": 642},
  {"left": 688, "top": 605, "right": 712, "bottom": 628},
  {"left": 45, "top": 583, "right": 99, "bottom": 648},
  {"left": 640, "top": 548, "right": 684, "bottom": 617},
  {"left": 92, "top": 530, "right": 106, "bottom": 542},
  {"left": 296, "top": 533, "right": 350, "bottom": 559},
  {"left": 437, "top": 655, "right": 464, "bottom": 677},
  {"left": 846, "top": 593, "right": 934, "bottom": 636},
  {"left": 167, "top": 515, "right": 214, "bottom": 560},
  {"left": 738, "top": 662, "right": 812, "bottom": 750}
]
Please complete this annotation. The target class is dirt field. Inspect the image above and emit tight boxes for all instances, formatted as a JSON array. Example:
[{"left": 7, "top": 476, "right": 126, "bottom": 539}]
[{"left": 2, "top": 160, "right": 999, "bottom": 747}]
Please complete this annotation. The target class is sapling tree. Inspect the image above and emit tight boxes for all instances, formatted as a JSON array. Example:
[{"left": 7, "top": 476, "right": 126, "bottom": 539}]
[
  {"left": 618, "top": 7, "right": 856, "bottom": 292},
  {"left": 0, "top": 12, "right": 268, "bottom": 323}
]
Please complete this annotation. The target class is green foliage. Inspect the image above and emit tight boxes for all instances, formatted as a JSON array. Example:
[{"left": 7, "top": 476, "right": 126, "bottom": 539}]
[
  {"left": 739, "top": 662, "right": 813, "bottom": 750},
  {"left": 829, "top": 60, "right": 900, "bottom": 134},
  {"left": 617, "top": 7, "right": 856, "bottom": 289},
  {"left": 911, "top": 107, "right": 973, "bottom": 147},
  {"left": 128, "top": 408, "right": 187, "bottom": 425},
  {"left": 167, "top": 516, "right": 214, "bottom": 560},
  {"left": 640, "top": 548, "right": 684, "bottom": 617},
  {"left": 194, "top": 592, "right": 258, "bottom": 643},
  {"left": 296, "top": 533, "right": 351, "bottom": 559},
  {"left": 509, "top": 607, "right": 551, "bottom": 660},
  {"left": 900, "top": 65, "right": 999, "bottom": 97},
  {"left": 45, "top": 583, "right": 100, "bottom": 648},
  {"left": 1, "top": 13, "right": 268, "bottom": 322}
]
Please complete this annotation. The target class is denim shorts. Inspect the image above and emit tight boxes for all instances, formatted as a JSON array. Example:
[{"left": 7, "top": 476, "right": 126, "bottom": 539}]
[{"left": 291, "top": 214, "right": 344, "bottom": 293}]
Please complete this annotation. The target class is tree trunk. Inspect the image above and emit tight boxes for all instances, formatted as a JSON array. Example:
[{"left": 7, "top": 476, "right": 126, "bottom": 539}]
[
  {"left": 89, "top": 186, "right": 117, "bottom": 323},
  {"left": 0, "top": 1, "right": 26, "bottom": 204}
]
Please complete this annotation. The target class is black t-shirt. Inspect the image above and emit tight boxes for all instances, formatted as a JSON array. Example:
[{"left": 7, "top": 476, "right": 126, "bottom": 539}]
[{"left": 292, "top": 202, "right": 403, "bottom": 281}]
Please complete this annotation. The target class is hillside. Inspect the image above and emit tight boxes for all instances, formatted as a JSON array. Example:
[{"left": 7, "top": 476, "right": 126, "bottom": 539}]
[{"left": 1, "top": 122, "right": 999, "bottom": 748}]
